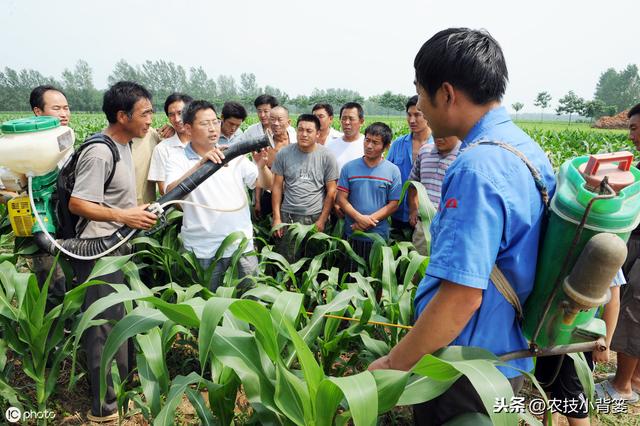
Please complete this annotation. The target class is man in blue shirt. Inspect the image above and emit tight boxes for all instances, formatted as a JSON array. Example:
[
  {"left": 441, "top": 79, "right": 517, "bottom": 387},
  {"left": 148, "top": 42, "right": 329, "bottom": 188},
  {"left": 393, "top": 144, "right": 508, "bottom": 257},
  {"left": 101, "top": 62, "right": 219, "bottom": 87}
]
[
  {"left": 368, "top": 28, "right": 556, "bottom": 424},
  {"left": 386, "top": 95, "right": 433, "bottom": 234},
  {"left": 337, "top": 122, "right": 402, "bottom": 265}
]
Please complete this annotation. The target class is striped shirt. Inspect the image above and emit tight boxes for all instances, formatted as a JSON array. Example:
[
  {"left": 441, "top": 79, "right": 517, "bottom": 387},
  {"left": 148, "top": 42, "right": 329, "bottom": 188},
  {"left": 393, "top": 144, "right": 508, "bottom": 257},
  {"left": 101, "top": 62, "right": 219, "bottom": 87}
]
[{"left": 409, "top": 142, "right": 460, "bottom": 207}]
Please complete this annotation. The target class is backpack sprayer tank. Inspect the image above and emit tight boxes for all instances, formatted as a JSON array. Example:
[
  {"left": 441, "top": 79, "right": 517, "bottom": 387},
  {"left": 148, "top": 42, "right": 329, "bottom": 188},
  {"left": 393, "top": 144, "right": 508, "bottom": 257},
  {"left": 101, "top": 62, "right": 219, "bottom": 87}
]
[
  {"left": 523, "top": 152, "right": 640, "bottom": 350},
  {"left": 0, "top": 117, "right": 74, "bottom": 236}
]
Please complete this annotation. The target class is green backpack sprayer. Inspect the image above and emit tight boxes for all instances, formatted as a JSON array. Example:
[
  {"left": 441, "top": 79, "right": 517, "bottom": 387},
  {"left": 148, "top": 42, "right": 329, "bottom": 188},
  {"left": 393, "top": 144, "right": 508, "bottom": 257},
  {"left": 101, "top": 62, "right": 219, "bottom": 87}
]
[
  {"left": 0, "top": 116, "right": 272, "bottom": 260},
  {"left": 520, "top": 152, "right": 640, "bottom": 356}
]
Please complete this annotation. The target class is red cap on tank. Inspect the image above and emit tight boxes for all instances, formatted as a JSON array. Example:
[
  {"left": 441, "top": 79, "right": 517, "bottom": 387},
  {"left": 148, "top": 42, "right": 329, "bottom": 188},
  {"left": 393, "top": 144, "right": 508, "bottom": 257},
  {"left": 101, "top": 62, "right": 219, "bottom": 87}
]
[{"left": 578, "top": 151, "right": 635, "bottom": 193}]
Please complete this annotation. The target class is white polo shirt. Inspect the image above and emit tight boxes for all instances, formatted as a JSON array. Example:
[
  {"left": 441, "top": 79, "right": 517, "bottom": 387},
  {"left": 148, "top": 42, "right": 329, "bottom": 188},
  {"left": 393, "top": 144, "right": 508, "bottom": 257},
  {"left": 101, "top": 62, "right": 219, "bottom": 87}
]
[
  {"left": 147, "top": 134, "right": 186, "bottom": 182},
  {"left": 326, "top": 134, "right": 365, "bottom": 171},
  {"left": 319, "top": 127, "right": 343, "bottom": 145},
  {"left": 165, "top": 142, "right": 258, "bottom": 259}
]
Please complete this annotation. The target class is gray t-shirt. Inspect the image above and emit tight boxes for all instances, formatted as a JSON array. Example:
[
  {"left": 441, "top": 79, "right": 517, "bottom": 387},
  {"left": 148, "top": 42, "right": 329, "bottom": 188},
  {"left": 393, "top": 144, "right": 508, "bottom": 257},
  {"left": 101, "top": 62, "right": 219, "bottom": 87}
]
[
  {"left": 71, "top": 136, "right": 137, "bottom": 238},
  {"left": 271, "top": 144, "right": 339, "bottom": 216}
]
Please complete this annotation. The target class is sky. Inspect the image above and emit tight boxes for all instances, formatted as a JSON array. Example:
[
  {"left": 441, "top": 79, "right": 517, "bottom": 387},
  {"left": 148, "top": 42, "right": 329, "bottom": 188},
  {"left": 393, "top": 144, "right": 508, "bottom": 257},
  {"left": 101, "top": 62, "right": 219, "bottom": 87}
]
[{"left": 0, "top": 0, "right": 636, "bottom": 113}]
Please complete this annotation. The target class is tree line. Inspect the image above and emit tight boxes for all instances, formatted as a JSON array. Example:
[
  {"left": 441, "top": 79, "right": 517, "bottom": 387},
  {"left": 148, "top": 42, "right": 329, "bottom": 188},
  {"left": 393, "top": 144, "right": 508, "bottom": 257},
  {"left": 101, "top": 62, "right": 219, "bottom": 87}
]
[
  {"left": 0, "top": 59, "right": 409, "bottom": 115},
  {"left": 511, "top": 64, "right": 640, "bottom": 123},
  {"left": 2, "top": 60, "right": 637, "bottom": 120}
]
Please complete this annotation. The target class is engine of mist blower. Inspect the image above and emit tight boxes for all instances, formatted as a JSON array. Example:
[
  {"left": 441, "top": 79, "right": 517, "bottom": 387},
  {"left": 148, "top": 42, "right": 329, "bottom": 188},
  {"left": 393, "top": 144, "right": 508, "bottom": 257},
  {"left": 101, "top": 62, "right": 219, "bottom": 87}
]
[{"left": 0, "top": 117, "right": 74, "bottom": 237}]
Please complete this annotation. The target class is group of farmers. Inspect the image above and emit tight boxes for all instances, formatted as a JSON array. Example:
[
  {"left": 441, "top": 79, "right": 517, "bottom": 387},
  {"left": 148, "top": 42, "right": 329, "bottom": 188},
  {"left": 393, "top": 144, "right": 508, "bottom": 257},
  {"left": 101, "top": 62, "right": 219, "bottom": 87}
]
[{"left": 3, "top": 27, "right": 640, "bottom": 425}]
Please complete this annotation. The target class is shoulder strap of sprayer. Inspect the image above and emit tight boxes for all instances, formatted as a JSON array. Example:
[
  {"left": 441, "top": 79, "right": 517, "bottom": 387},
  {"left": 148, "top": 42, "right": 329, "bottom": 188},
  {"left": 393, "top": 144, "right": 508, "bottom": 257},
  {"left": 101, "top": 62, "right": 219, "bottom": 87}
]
[
  {"left": 64, "top": 133, "right": 120, "bottom": 238},
  {"left": 473, "top": 140, "right": 550, "bottom": 321}
]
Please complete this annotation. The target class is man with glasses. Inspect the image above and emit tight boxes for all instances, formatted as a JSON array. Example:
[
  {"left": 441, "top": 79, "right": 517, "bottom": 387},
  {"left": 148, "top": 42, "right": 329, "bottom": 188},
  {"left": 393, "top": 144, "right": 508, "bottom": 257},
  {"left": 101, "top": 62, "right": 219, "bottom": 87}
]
[{"left": 165, "top": 100, "right": 273, "bottom": 291}]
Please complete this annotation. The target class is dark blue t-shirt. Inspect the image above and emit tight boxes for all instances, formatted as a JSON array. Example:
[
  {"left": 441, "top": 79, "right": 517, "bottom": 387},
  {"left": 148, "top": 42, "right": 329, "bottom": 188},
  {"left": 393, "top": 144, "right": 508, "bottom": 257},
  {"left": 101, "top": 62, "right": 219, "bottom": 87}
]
[{"left": 337, "top": 158, "right": 402, "bottom": 240}]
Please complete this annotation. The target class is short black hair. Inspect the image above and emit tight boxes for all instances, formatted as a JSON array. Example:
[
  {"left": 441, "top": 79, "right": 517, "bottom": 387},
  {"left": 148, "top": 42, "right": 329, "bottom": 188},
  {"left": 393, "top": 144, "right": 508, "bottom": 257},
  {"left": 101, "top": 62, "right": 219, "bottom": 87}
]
[
  {"left": 182, "top": 100, "right": 216, "bottom": 125},
  {"left": 254, "top": 94, "right": 278, "bottom": 109},
  {"left": 102, "top": 81, "right": 152, "bottom": 124},
  {"left": 312, "top": 102, "right": 334, "bottom": 117},
  {"left": 414, "top": 28, "right": 508, "bottom": 105},
  {"left": 297, "top": 114, "right": 321, "bottom": 131},
  {"left": 364, "top": 122, "right": 393, "bottom": 147},
  {"left": 628, "top": 103, "right": 640, "bottom": 119},
  {"left": 222, "top": 101, "right": 248, "bottom": 121},
  {"left": 406, "top": 95, "right": 419, "bottom": 112},
  {"left": 164, "top": 93, "right": 193, "bottom": 116},
  {"left": 30, "top": 85, "right": 66, "bottom": 111},
  {"left": 340, "top": 102, "right": 364, "bottom": 120}
]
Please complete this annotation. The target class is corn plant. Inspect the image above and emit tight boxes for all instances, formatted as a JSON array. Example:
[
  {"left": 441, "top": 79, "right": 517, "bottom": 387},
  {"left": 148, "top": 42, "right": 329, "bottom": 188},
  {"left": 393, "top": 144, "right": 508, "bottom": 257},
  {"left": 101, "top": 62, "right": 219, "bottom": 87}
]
[
  {"left": 63, "top": 255, "right": 540, "bottom": 425},
  {"left": 0, "top": 259, "right": 91, "bottom": 424}
]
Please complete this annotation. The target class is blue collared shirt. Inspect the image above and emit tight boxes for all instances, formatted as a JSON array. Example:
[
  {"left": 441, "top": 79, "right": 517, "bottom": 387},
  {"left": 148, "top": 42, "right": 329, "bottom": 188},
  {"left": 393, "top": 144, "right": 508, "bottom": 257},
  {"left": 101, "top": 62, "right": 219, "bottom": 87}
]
[
  {"left": 413, "top": 106, "right": 556, "bottom": 377},
  {"left": 386, "top": 133, "right": 434, "bottom": 222}
]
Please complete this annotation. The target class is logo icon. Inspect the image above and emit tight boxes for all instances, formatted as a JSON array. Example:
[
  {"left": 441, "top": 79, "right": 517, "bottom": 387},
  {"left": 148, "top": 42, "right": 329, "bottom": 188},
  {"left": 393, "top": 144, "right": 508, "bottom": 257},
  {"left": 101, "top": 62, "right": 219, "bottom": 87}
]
[
  {"left": 5, "top": 406, "right": 21, "bottom": 423},
  {"left": 445, "top": 198, "right": 458, "bottom": 209}
]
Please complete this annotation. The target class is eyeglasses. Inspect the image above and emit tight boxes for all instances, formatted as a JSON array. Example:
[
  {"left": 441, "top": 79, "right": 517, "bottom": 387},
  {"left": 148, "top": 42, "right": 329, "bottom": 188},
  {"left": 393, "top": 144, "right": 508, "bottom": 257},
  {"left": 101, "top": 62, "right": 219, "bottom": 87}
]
[{"left": 198, "top": 119, "right": 222, "bottom": 127}]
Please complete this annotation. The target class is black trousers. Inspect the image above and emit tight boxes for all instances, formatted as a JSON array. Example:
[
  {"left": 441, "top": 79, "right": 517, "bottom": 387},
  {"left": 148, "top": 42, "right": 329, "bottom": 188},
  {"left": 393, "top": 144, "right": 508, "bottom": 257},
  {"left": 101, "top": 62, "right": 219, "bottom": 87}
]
[
  {"left": 73, "top": 256, "right": 132, "bottom": 416},
  {"left": 412, "top": 374, "right": 524, "bottom": 425}
]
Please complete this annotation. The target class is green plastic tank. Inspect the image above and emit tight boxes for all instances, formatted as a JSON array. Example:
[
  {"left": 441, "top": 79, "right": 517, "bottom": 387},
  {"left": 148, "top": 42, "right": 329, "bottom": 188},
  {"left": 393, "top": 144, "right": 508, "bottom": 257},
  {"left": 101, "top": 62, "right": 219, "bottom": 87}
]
[{"left": 523, "top": 152, "right": 640, "bottom": 347}]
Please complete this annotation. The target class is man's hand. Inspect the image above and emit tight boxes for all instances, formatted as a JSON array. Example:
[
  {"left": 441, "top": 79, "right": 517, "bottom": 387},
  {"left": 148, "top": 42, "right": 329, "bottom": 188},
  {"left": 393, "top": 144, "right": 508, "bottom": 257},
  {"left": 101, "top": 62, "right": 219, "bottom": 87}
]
[
  {"left": 116, "top": 204, "right": 157, "bottom": 230},
  {"left": 592, "top": 348, "right": 610, "bottom": 364},
  {"left": 368, "top": 355, "right": 393, "bottom": 371},
  {"left": 158, "top": 124, "right": 175, "bottom": 139},
  {"left": 333, "top": 203, "right": 344, "bottom": 218},
  {"left": 272, "top": 217, "right": 285, "bottom": 238},
  {"left": 200, "top": 146, "right": 226, "bottom": 165},
  {"left": 254, "top": 201, "right": 262, "bottom": 219},
  {"left": 409, "top": 209, "right": 419, "bottom": 227},
  {"left": 315, "top": 218, "right": 325, "bottom": 233},
  {"left": 355, "top": 213, "right": 378, "bottom": 230},
  {"left": 253, "top": 148, "right": 270, "bottom": 169}
]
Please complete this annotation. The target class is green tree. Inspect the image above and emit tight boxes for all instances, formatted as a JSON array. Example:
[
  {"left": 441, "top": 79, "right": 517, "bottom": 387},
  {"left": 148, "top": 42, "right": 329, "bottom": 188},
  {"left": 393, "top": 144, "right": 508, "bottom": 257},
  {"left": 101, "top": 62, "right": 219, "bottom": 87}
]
[
  {"left": 138, "top": 60, "right": 188, "bottom": 110},
  {"left": 107, "top": 59, "right": 141, "bottom": 86},
  {"left": 263, "top": 85, "right": 290, "bottom": 106},
  {"left": 308, "top": 88, "right": 364, "bottom": 114},
  {"left": 290, "top": 95, "right": 311, "bottom": 112},
  {"left": 594, "top": 64, "right": 640, "bottom": 113},
  {"left": 555, "top": 90, "right": 584, "bottom": 125},
  {"left": 511, "top": 102, "right": 524, "bottom": 121},
  {"left": 62, "top": 60, "right": 101, "bottom": 111},
  {"left": 239, "top": 73, "right": 261, "bottom": 108},
  {"left": 370, "top": 91, "right": 408, "bottom": 115},
  {"left": 186, "top": 66, "right": 217, "bottom": 104},
  {"left": 580, "top": 99, "right": 607, "bottom": 122},
  {"left": 533, "top": 91, "right": 552, "bottom": 122},
  {"left": 0, "top": 67, "right": 59, "bottom": 111},
  {"left": 217, "top": 75, "right": 239, "bottom": 104}
]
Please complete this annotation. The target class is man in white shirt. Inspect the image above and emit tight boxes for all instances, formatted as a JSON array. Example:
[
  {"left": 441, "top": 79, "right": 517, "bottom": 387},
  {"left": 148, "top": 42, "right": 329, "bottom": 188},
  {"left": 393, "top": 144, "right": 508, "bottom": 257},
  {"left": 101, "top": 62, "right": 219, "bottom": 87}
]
[
  {"left": 312, "top": 102, "right": 343, "bottom": 145},
  {"left": 165, "top": 100, "right": 272, "bottom": 291},
  {"left": 326, "top": 102, "right": 365, "bottom": 171},
  {"left": 326, "top": 102, "right": 365, "bottom": 218},
  {"left": 147, "top": 93, "right": 193, "bottom": 195}
]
